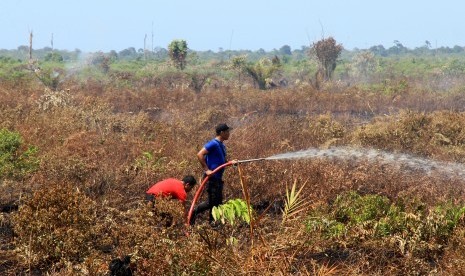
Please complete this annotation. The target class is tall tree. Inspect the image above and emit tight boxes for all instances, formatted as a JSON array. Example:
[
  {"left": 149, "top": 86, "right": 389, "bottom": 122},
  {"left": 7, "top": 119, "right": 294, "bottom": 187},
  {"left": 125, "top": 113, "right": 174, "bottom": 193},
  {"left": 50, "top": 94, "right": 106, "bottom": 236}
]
[
  {"left": 279, "top": 45, "right": 292, "bottom": 55},
  {"left": 309, "top": 37, "right": 343, "bottom": 81},
  {"left": 168, "top": 39, "right": 188, "bottom": 70}
]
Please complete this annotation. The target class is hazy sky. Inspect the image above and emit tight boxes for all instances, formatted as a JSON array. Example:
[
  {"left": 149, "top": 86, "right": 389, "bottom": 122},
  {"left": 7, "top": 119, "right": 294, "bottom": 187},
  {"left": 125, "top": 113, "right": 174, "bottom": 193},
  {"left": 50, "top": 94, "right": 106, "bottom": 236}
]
[{"left": 1, "top": 0, "right": 464, "bottom": 52}]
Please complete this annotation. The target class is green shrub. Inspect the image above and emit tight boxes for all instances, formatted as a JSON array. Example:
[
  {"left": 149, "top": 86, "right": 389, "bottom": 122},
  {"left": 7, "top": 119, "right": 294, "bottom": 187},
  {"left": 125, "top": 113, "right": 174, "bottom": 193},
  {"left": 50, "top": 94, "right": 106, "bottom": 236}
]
[
  {"left": 0, "top": 128, "right": 39, "bottom": 179},
  {"left": 306, "top": 191, "right": 465, "bottom": 257},
  {"left": 332, "top": 191, "right": 391, "bottom": 224}
]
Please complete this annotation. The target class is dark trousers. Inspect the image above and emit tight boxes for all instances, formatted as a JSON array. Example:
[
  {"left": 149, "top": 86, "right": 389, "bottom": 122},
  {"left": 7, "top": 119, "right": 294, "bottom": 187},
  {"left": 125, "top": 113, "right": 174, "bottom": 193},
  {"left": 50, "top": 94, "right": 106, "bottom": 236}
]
[{"left": 191, "top": 178, "right": 223, "bottom": 225}]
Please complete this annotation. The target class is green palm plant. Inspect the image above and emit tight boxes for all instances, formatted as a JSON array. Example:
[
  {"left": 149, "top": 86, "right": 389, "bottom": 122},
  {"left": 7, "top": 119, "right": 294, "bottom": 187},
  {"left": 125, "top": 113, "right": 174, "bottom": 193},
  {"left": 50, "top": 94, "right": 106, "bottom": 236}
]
[
  {"left": 244, "top": 57, "right": 281, "bottom": 90},
  {"left": 282, "top": 180, "right": 309, "bottom": 225}
]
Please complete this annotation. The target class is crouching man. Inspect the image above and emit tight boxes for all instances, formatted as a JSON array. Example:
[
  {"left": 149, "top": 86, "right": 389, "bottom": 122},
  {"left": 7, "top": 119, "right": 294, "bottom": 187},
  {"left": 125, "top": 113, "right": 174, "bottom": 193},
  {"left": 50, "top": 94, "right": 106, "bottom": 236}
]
[{"left": 146, "top": 175, "right": 197, "bottom": 223}]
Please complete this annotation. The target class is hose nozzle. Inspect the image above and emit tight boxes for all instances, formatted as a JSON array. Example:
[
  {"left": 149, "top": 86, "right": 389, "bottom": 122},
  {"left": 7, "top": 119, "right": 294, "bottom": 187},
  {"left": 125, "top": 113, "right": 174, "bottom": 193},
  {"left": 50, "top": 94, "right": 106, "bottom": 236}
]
[{"left": 237, "top": 158, "right": 266, "bottom": 164}]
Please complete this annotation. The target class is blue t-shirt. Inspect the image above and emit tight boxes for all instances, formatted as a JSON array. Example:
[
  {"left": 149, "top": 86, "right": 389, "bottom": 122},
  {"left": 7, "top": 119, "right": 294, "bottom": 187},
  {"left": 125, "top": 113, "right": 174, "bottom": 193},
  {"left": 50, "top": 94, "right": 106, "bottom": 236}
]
[{"left": 204, "top": 138, "right": 227, "bottom": 179}]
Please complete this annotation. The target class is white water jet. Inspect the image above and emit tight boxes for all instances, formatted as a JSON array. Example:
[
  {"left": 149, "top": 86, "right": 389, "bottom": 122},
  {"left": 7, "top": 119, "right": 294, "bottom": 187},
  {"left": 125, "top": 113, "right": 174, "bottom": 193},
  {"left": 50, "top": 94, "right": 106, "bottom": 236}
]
[{"left": 265, "top": 147, "right": 465, "bottom": 179}]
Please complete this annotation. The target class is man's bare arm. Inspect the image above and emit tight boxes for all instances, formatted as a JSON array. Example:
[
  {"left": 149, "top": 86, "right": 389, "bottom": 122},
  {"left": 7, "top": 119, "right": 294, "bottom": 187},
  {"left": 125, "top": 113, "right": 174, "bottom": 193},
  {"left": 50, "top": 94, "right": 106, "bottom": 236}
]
[{"left": 197, "top": 147, "right": 213, "bottom": 175}]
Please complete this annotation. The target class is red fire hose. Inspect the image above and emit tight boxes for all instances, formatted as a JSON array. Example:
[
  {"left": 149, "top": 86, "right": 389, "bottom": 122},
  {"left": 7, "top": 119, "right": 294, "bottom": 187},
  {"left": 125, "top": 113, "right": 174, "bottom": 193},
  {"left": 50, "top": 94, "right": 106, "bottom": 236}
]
[
  {"left": 186, "top": 158, "right": 267, "bottom": 226},
  {"left": 186, "top": 161, "right": 234, "bottom": 225}
]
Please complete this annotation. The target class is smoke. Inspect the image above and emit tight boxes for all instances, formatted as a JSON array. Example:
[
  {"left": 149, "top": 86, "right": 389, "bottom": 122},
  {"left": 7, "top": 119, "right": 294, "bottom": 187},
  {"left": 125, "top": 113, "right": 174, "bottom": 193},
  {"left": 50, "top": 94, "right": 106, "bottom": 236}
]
[{"left": 64, "top": 51, "right": 91, "bottom": 78}]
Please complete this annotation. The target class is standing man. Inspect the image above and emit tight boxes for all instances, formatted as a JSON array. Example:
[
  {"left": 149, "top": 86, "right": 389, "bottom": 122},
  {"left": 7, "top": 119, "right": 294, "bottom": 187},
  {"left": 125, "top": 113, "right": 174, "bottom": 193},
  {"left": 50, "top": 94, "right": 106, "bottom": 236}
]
[{"left": 192, "top": 123, "right": 236, "bottom": 225}]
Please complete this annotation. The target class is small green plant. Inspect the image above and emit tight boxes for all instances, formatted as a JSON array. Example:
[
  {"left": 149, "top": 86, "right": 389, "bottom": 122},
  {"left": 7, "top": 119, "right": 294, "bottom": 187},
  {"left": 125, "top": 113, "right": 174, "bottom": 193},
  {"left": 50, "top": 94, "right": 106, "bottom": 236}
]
[
  {"left": 282, "top": 180, "right": 309, "bottom": 224},
  {"left": 0, "top": 128, "right": 39, "bottom": 179},
  {"left": 212, "top": 198, "right": 252, "bottom": 225},
  {"left": 134, "top": 150, "right": 168, "bottom": 173}
]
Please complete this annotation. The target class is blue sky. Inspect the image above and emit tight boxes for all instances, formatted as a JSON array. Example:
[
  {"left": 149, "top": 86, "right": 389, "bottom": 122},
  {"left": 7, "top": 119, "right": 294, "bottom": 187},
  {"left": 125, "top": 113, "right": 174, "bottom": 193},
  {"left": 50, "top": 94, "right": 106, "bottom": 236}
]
[{"left": 1, "top": 0, "right": 464, "bottom": 52}]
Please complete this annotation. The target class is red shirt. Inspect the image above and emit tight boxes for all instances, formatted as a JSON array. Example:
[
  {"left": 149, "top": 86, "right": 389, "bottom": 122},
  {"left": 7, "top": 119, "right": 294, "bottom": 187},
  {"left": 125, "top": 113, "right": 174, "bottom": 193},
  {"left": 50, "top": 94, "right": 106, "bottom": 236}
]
[{"left": 146, "top": 178, "right": 187, "bottom": 202}]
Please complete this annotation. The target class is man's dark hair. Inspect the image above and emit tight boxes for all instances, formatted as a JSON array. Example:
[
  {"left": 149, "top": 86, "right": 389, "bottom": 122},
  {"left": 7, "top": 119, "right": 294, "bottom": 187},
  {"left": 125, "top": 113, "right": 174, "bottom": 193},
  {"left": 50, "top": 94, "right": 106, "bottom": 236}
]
[
  {"left": 182, "top": 175, "right": 197, "bottom": 186},
  {"left": 215, "top": 123, "right": 231, "bottom": 135}
]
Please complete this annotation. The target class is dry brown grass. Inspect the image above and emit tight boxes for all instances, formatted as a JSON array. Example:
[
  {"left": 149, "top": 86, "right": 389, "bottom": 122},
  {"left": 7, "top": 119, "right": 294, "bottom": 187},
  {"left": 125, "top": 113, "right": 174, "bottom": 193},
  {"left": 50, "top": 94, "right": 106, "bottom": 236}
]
[{"left": 2, "top": 76, "right": 465, "bottom": 275}]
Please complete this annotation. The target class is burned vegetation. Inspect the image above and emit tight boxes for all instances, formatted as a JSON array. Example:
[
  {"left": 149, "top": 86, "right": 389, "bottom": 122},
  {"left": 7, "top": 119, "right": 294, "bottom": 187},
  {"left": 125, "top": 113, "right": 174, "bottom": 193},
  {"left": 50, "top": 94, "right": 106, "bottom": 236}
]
[{"left": 2, "top": 51, "right": 465, "bottom": 275}]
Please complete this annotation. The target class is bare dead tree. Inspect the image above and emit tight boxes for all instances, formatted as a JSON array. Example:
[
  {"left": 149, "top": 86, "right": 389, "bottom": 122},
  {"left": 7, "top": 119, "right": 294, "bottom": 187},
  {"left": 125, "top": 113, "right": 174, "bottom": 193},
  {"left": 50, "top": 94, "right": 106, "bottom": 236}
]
[
  {"left": 144, "top": 34, "right": 147, "bottom": 60},
  {"left": 29, "top": 30, "right": 33, "bottom": 60},
  {"left": 151, "top": 21, "right": 154, "bottom": 52}
]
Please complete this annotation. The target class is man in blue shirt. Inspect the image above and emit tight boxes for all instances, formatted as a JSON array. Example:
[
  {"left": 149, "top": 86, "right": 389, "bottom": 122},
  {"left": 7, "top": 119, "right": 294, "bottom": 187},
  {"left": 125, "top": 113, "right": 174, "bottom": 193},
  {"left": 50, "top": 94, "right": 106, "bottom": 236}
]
[{"left": 191, "top": 123, "right": 235, "bottom": 224}]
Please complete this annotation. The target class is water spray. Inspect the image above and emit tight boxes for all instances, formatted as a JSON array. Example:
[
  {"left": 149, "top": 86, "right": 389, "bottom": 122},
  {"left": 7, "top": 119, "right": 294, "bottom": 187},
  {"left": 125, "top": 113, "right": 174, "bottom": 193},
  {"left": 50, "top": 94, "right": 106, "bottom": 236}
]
[{"left": 187, "top": 146, "right": 465, "bottom": 225}]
